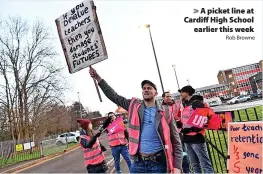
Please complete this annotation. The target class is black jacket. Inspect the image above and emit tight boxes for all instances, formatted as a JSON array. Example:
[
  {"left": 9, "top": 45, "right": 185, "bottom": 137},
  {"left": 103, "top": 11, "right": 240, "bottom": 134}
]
[
  {"left": 80, "top": 130, "right": 107, "bottom": 151},
  {"left": 178, "top": 95, "right": 206, "bottom": 144}
]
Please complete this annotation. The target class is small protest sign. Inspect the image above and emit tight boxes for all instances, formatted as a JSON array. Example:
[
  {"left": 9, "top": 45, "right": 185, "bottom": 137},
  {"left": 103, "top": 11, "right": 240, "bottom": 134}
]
[
  {"left": 107, "top": 116, "right": 126, "bottom": 135},
  {"left": 228, "top": 121, "right": 262, "bottom": 173},
  {"left": 15, "top": 144, "right": 23, "bottom": 152},
  {"left": 55, "top": 0, "right": 107, "bottom": 74}
]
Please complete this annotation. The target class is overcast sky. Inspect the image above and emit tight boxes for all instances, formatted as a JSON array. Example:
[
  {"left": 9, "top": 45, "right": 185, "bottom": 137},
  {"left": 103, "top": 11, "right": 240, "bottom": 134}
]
[{"left": 1, "top": 0, "right": 262, "bottom": 115}]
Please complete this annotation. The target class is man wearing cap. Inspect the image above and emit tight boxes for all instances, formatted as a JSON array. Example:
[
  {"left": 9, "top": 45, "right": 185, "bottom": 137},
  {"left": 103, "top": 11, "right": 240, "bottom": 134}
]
[
  {"left": 177, "top": 86, "right": 214, "bottom": 174},
  {"left": 89, "top": 67, "right": 182, "bottom": 173}
]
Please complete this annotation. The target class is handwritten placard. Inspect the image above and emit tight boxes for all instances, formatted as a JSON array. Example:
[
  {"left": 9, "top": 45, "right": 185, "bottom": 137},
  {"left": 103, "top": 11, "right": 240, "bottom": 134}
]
[
  {"left": 55, "top": 0, "right": 107, "bottom": 73},
  {"left": 228, "top": 121, "right": 263, "bottom": 173}
]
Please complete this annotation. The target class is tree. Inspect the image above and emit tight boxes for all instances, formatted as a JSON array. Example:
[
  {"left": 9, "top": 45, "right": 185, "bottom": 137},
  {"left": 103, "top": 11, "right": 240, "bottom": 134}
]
[{"left": 0, "top": 16, "right": 67, "bottom": 140}]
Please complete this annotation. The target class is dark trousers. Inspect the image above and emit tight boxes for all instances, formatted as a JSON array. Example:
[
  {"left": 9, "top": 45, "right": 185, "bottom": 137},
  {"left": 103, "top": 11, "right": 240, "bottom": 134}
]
[{"left": 86, "top": 161, "right": 108, "bottom": 173}]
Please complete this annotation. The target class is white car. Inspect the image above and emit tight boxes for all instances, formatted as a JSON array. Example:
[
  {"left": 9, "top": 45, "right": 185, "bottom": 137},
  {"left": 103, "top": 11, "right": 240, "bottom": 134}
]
[
  {"left": 56, "top": 132, "right": 80, "bottom": 145},
  {"left": 227, "top": 95, "right": 251, "bottom": 105},
  {"left": 204, "top": 97, "right": 222, "bottom": 107}
]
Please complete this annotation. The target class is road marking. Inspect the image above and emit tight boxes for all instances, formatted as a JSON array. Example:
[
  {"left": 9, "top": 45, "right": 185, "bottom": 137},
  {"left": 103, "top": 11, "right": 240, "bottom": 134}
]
[{"left": 3, "top": 146, "right": 80, "bottom": 174}]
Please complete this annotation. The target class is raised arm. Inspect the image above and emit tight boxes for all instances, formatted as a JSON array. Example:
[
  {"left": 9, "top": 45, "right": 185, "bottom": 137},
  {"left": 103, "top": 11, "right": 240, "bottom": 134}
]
[{"left": 89, "top": 67, "right": 131, "bottom": 111}]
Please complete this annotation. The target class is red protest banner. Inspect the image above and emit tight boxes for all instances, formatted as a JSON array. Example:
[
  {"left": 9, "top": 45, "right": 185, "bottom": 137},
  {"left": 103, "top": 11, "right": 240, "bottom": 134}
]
[{"left": 187, "top": 108, "right": 222, "bottom": 130}]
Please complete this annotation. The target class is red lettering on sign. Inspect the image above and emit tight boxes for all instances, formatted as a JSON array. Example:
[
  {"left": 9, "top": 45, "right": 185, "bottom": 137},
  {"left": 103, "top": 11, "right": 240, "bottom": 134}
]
[{"left": 233, "top": 145, "right": 240, "bottom": 173}]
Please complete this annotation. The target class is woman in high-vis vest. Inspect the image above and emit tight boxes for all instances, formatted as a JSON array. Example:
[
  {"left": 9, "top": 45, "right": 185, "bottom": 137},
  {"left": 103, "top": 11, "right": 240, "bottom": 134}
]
[
  {"left": 177, "top": 86, "right": 214, "bottom": 174},
  {"left": 104, "top": 112, "right": 131, "bottom": 173},
  {"left": 77, "top": 119, "right": 108, "bottom": 173}
]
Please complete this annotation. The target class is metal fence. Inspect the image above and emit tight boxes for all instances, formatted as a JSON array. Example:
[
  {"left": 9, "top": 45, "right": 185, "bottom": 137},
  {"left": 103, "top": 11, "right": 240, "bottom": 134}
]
[
  {"left": 205, "top": 104, "right": 262, "bottom": 173},
  {"left": 0, "top": 133, "right": 79, "bottom": 168}
]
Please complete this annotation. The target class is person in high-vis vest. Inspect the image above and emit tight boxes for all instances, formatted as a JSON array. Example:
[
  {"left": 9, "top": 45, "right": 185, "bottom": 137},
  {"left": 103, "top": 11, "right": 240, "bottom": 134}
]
[
  {"left": 76, "top": 119, "right": 108, "bottom": 173},
  {"left": 162, "top": 91, "right": 191, "bottom": 174},
  {"left": 89, "top": 67, "right": 183, "bottom": 174},
  {"left": 177, "top": 86, "right": 214, "bottom": 174},
  {"left": 105, "top": 112, "right": 131, "bottom": 173}
]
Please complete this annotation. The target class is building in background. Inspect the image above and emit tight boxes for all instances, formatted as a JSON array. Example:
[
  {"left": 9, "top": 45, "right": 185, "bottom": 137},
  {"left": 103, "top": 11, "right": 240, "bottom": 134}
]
[
  {"left": 156, "top": 83, "right": 233, "bottom": 104},
  {"left": 195, "top": 83, "right": 233, "bottom": 99},
  {"left": 218, "top": 61, "right": 261, "bottom": 96},
  {"left": 157, "top": 60, "right": 262, "bottom": 103},
  {"left": 249, "top": 72, "right": 262, "bottom": 94}
]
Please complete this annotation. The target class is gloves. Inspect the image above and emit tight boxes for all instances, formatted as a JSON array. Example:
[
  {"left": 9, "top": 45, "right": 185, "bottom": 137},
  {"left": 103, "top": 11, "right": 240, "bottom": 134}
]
[
  {"left": 176, "top": 121, "right": 183, "bottom": 128},
  {"left": 101, "top": 146, "right": 107, "bottom": 152},
  {"left": 101, "top": 117, "right": 111, "bottom": 129},
  {"left": 181, "top": 128, "right": 191, "bottom": 134},
  {"left": 95, "top": 131, "right": 101, "bottom": 137},
  {"left": 191, "top": 127, "right": 203, "bottom": 132}
]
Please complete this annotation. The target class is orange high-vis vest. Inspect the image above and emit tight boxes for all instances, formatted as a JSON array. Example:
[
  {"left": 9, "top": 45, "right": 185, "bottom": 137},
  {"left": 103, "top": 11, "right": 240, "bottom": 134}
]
[
  {"left": 181, "top": 105, "right": 205, "bottom": 136},
  {"left": 108, "top": 132, "right": 127, "bottom": 147},
  {"left": 128, "top": 98, "right": 174, "bottom": 172},
  {"left": 79, "top": 135, "right": 105, "bottom": 167}
]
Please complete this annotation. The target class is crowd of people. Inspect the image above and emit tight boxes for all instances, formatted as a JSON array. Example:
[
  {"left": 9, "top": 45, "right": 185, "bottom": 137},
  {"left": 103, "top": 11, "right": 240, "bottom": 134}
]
[{"left": 75, "top": 67, "right": 215, "bottom": 173}]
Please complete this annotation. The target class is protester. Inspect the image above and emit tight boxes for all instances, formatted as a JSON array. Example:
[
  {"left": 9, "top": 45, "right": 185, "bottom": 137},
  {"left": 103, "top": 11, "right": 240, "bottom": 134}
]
[
  {"left": 162, "top": 91, "right": 191, "bottom": 174},
  {"left": 103, "top": 112, "right": 131, "bottom": 173},
  {"left": 177, "top": 86, "right": 214, "bottom": 174},
  {"left": 89, "top": 67, "right": 183, "bottom": 173},
  {"left": 77, "top": 119, "right": 108, "bottom": 173}
]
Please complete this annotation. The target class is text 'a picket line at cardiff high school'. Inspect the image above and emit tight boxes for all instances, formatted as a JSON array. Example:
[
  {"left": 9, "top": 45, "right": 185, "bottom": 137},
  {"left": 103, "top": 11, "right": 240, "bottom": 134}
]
[
  {"left": 184, "top": 7, "right": 256, "bottom": 40},
  {"left": 55, "top": 0, "right": 107, "bottom": 74}
]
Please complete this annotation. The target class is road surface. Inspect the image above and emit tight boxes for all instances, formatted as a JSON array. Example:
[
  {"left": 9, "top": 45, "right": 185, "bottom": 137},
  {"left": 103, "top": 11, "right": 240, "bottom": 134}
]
[
  {"left": 19, "top": 134, "right": 114, "bottom": 173},
  {"left": 212, "top": 99, "right": 262, "bottom": 112}
]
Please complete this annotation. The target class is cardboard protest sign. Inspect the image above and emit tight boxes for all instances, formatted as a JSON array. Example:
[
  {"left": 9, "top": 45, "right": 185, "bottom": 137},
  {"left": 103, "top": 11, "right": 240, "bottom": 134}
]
[
  {"left": 187, "top": 108, "right": 222, "bottom": 130},
  {"left": 107, "top": 116, "right": 126, "bottom": 135},
  {"left": 216, "top": 111, "right": 232, "bottom": 130},
  {"left": 228, "top": 121, "right": 262, "bottom": 174},
  {"left": 55, "top": 0, "right": 107, "bottom": 74}
]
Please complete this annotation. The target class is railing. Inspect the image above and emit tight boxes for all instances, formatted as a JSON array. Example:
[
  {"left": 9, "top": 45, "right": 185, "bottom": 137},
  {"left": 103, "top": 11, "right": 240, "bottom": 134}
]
[
  {"left": 0, "top": 133, "right": 79, "bottom": 168},
  {"left": 205, "top": 104, "right": 262, "bottom": 173}
]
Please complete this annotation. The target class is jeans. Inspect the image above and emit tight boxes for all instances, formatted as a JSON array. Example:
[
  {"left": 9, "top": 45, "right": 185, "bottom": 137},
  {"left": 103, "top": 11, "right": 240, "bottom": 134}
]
[
  {"left": 182, "top": 154, "right": 191, "bottom": 174},
  {"left": 111, "top": 145, "right": 131, "bottom": 173},
  {"left": 130, "top": 158, "right": 167, "bottom": 173},
  {"left": 185, "top": 143, "right": 214, "bottom": 174}
]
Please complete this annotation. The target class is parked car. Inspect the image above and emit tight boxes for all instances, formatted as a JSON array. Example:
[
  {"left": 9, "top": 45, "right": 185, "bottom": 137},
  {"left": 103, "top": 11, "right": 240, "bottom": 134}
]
[
  {"left": 226, "top": 95, "right": 251, "bottom": 105},
  {"left": 56, "top": 132, "right": 80, "bottom": 145},
  {"left": 204, "top": 97, "right": 222, "bottom": 107}
]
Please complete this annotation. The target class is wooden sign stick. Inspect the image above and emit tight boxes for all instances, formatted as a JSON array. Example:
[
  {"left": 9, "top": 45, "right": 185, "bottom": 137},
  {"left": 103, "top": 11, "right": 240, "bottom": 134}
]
[{"left": 90, "top": 66, "right": 103, "bottom": 102}]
